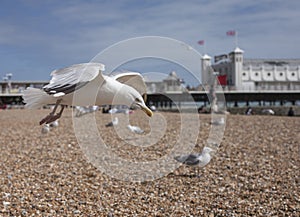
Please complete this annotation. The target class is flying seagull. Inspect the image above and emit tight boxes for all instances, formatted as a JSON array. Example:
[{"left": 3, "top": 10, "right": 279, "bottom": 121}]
[
  {"left": 22, "top": 63, "right": 153, "bottom": 125},
  {"left": 174, "top": 147, "right": 214, "bottom": 177}
]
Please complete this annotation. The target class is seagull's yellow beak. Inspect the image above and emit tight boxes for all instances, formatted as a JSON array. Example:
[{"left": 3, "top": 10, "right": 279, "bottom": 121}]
[
  {"left": 137, "top": 103, "right": 153, "bottom": 117},
  {"left": 142, "top": 105, "right": 153, "bottom": 117}
]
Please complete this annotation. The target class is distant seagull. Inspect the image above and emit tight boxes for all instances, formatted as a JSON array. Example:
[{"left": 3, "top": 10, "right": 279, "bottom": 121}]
[
  {"left": 41, "top": 124, "right": 50, "bottom": 134},
  {"left": 174, "top": 147, "right": 214, "bottom": 177},
  {"left": 49, "top": 120, "right": 59, "bottom": 128},
  {"left": 41, "top": 120, "right": 59, "bottom": 134},
  {"left": 211, "top": 117, "right": 225, "bottom": 125},
  {"left": 150, "top": 105, "right": 156, "bottom": 112},
  {"left": 127, "top": 125, "right": 144, "bottom": 134},
  {"left": 74, "top": 106, "right": 86, "bottom": 117},
  {"left": 75, "top": 106, "right": 99, "bottom": 117},
  {"left": 22, "top": 63, "right": 153, "bottom": 125},
  {"left": 262, "top": 109, "right": 275, "bottom": 115},
  {"left": 105, "top": 117, "right": 119, "bottom": 127}
]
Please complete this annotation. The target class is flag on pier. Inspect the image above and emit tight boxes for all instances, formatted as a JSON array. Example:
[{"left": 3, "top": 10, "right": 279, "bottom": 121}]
[
  {"left": 226, "top": 30, "right": 236, "bottom": 36},
  {"left": 227, "top": 30, "right": 238, "bottom": 47},
  {"left": 217, "top": 74, "right": 227, "bottom": 86},
  {"left": 197, "top": 40, "right": 204, "bottom": 45}
]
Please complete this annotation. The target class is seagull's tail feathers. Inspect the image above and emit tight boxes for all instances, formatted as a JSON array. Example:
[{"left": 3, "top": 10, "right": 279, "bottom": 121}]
[{"left": 22, "top": 87, "right": 53, "bottom": 109}]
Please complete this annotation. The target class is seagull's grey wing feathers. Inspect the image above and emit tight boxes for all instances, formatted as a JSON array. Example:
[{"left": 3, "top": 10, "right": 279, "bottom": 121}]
[
  {"left": 105, "top": 122, "right": 113, "bottom": 127},
  {"left": 43, "top": 63, "right": 105, "bottom": 96},
  {"left": 112, "top": 72, "right": 147, "bottom": 100},
  {"left": 175, "top": 154, "right": 200, "bottom": 166}
]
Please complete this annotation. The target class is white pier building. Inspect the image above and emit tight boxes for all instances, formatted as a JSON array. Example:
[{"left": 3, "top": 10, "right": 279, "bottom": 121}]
[{"left": 201, "top": 48, "right": 300, "bottom": 91}]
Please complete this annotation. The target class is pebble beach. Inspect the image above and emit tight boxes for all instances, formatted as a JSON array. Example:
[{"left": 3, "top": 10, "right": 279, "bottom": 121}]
[{"left": 0, "top": 109, "right": 299, "bottom": 216}]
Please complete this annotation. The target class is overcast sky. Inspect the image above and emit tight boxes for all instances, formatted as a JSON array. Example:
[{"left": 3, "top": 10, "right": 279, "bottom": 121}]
[{"left": 1, "top": 0, "right": 300, "bottom": 85}]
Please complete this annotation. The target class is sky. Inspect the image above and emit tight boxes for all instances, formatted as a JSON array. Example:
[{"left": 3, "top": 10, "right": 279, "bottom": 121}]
[{"left": 1, "top": 0, "right": 300, "bottom": 86}]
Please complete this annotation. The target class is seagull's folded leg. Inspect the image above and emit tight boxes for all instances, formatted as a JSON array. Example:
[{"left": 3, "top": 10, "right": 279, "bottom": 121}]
[
  {"left": 48, "top": 105, "right": 65, "bottom": 123},
  {"left": 40, "top": 99, "right": 65, "bottom": 125}
]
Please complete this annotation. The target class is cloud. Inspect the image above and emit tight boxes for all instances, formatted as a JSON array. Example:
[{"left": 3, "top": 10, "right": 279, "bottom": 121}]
[
  {"left": 1, "top": 0, "right": 300, "bottom": 83},
  {"left": 48, "top": 0, "right": 300, "bottom": 58}
]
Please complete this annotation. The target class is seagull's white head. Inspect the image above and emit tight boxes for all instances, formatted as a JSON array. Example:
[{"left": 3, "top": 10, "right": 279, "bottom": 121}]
[
  {"left": 128, "top": 87, "right": 153, "bottom": 117},
  {"left": 114, "top": 83, "right": 153, "bottom": 117},
  {"left": 202, "top": 147, "right": 214, "bottom": 154}
]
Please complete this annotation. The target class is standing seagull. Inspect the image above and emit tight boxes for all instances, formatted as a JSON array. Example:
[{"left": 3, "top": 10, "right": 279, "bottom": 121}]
[
  {"left": 211, "top": 117, "right": 225, "bottom": 125},
  {"left": 127, "top": 124, "right": 144, "bottom": 134},
  {"left": 22, "top": 63, "right": 153, "bottom": 125},
  {"left": 105, "top": 117, "right": 119, "bottom": 127},
  {"left": 174, "top": 147, "right": 214, "bottom": 177}
]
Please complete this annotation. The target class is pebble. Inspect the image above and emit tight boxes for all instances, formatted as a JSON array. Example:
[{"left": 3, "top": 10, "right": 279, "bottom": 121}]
[{"left": 0, "top": 109, "right": 299, "bottom": 216}]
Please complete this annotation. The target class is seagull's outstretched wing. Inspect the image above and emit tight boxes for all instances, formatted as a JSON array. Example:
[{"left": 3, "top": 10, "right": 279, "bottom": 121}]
[
  {"left": 43, "top": 63, "right": 105, "bottom": 97},
  {"left": 112, "top": 72, "right": 147, "bottom": 100}
]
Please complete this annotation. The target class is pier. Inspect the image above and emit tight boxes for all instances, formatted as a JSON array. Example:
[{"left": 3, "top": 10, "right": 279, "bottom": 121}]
[
  {"left": 146, "top": 90, "right": 300, "bottom": 108},
  {"left": 0, "top": 90, "right": 299, "bottom": 109}
]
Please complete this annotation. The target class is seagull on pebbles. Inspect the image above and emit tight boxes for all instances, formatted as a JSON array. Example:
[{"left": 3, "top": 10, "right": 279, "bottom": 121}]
[
  {"left": 174, "top": 147, "right": 214, "bottom": 177},
  {"left": 127, "top": 125, "right": 144, "bottom": 134},
  {"left": 211, "top": 117, "right": 225, "bottom": 125},
  {"left": 41, "top": 120, "right": 59, "bottom": 134},
  {"left": 22, "top": 63, "right": 153, "bottom": 125},
  {"left": 105, "top": 117, "right": 119, "bottom": 127}
]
